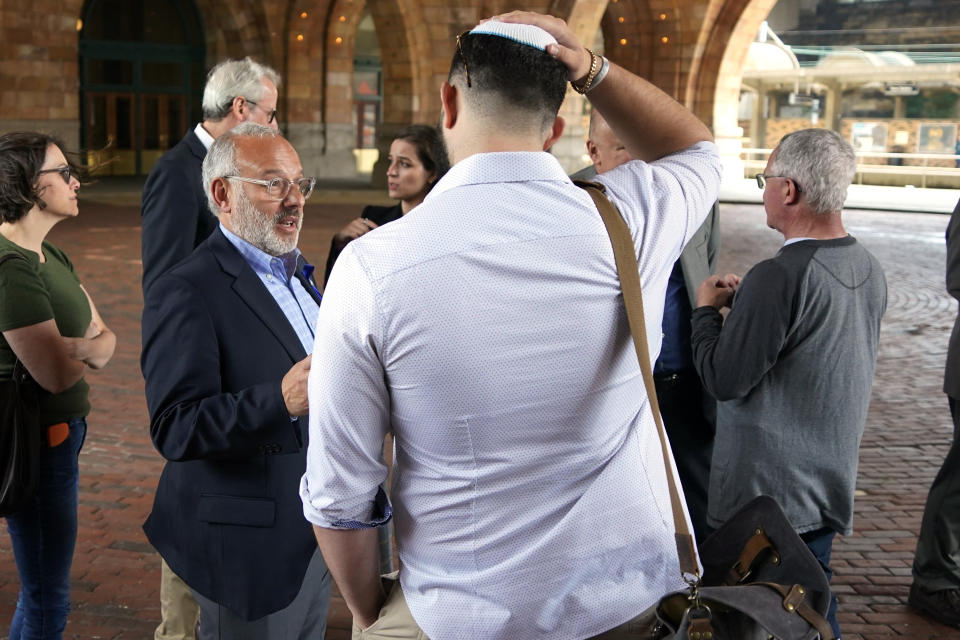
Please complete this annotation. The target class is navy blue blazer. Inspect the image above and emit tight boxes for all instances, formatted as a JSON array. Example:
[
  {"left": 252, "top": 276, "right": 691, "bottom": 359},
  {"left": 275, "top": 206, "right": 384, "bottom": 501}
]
[
  {"left": 141, "top": 129, "right": 219, "bottom": 295},
  {"left": 141, "top": 229, "right": 321, "bottom": 620}
]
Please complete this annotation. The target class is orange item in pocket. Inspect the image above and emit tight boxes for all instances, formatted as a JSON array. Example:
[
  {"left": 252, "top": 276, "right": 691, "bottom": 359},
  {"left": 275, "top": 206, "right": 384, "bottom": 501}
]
[{"left": 46, "top": 422, "right": 69, "bottom": 447}]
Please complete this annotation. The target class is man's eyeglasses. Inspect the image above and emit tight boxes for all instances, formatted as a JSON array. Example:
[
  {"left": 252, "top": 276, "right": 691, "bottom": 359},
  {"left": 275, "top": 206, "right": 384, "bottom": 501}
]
[
  {"left": 224, "top": 175, "right": 316, "bottom": 200},
  {"left": 37, "top": 166, "right": 72, "bottom": 184},
  {"left": 455, "top": 31, "right": 472, "bottom": 88},
  {"left": 245, "top": 99, "right": 278, "bottom": 125},
  {"left": 755, "top": 173, "right": 801, "bottom": 193}
]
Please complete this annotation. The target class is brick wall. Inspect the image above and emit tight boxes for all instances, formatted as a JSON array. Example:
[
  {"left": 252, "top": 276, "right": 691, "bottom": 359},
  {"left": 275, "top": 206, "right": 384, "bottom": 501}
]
[{"left": 0, "top": 0, "right": 84, "bottom": 149}]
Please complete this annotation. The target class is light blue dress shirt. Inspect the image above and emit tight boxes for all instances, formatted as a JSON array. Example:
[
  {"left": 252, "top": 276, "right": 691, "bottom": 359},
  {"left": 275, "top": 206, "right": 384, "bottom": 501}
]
[{"left": 220, "top": 224, "right": 319, "bottom": 355}]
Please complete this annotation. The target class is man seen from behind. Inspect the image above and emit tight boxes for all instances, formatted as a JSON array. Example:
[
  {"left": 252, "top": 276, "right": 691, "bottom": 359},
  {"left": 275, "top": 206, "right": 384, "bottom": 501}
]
[{"left": 301, "top": 11, "right": 720, "bottom": 639}]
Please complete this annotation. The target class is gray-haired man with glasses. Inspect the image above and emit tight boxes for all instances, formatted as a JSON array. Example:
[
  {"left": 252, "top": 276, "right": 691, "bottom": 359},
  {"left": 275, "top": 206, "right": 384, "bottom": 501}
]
[
  {"left": 691, "top": 128, "right": 887, "bottom": 639},
  {"left": 141, "top": 123, "right": 329, "bottom": 640},
  {"left": 141, "top": 56, "right": 280, "bottom": 298}
]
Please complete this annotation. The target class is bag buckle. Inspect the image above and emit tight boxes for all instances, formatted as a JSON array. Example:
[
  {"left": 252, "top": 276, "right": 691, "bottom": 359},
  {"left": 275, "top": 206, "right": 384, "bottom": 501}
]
[
  {"left": 683, "top": 604, "right": 714, "bottom": 640},
  {"left": 782, "top": 583, "right": 807, "bottom": 613}
]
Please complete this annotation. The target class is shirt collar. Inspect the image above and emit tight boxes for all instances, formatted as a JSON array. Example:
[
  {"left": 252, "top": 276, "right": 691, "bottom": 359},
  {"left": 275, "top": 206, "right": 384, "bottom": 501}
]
[
  {"left": 194, "top": 123, "right": 215, "bottom": 151},
  {"left": 219, "top": 223, "right": 301, "bottom": 280},
  {"left": 425, "top": 151, "right": 571, "bottom": 203}
]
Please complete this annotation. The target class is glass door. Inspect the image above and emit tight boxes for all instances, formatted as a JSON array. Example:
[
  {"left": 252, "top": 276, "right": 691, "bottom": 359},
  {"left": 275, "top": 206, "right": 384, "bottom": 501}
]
[{"left": 85, "top": 92, "right": 136, "bottom": 175}]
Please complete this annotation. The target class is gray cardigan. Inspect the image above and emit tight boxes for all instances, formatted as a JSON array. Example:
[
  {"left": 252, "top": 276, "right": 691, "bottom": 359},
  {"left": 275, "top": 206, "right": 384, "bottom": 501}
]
[{"left": 691, "top": 236, "right": 886, "bottom": 535}]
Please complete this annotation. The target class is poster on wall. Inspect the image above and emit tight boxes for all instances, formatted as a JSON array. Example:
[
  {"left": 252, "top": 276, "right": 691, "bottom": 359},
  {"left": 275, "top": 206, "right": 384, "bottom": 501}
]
[
  {"left": 850, "top": 122, "right": 888, "bottom": 153},
  {"left": 918, "top": 123, "right": 957, "bottom": 154}
]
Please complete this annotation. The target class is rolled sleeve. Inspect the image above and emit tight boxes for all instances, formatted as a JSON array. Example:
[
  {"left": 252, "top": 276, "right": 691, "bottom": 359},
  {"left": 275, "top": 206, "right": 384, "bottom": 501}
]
[{"left": 300, "top": 248, "right": 393, "bottom": 529}]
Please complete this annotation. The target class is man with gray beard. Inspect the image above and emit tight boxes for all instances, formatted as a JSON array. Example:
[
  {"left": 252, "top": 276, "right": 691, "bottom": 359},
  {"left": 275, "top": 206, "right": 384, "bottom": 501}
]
[{"left": 140, "top": 123, "right": 330, "bottom": 639}]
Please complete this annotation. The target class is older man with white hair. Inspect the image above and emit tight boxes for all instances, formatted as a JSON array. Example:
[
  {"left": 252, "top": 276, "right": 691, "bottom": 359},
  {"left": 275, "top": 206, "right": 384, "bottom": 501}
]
[
  {"left": 691, "top": 128, "right": 888, "bottom": 640},
  {"left": 141, "top": 56, "right": 280, "bottom": 297}
]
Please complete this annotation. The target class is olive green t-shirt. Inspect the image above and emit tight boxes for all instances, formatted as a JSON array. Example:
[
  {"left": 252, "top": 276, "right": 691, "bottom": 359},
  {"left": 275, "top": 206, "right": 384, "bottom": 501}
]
[{"left": 0, "top": 234, "right": 91, "bottom": 426}]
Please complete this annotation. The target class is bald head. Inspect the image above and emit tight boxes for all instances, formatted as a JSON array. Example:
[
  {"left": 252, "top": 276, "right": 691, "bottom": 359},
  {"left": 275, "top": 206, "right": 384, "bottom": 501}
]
[{"left": 586, "top": 112, "right": 631, "bottom": 175}]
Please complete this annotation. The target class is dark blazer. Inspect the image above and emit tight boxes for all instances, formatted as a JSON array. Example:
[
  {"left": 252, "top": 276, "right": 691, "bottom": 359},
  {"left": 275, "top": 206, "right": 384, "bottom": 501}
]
[
  {"left": 323, "top": 203, "right": 403, "bottom": 286},
  {"left": 945, "top": 197, "right": 960, "bottom": 397},
  {"left": 141, "top": 129, "right": 219, "bottom": 295},
  {"left": 141, "top": 229, "right": 320, "bottom": 620}
]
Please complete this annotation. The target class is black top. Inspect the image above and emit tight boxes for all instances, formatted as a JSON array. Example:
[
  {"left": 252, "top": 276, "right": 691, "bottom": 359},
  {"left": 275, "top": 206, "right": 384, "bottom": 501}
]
[{"left": 323, "top": 203, "right": 403, "bottom": 286}]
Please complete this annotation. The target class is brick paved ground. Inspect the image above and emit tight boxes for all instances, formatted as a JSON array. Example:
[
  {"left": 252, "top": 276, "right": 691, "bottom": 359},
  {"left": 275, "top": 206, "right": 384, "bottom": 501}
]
[{"left": 1, "top": 196, "right": 959, "bottom": 639}]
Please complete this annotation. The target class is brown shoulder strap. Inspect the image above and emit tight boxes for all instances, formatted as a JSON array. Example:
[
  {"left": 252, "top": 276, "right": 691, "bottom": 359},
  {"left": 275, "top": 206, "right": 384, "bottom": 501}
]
[{"left": 575, "top": 179, "right": 699, "bottom": 577}]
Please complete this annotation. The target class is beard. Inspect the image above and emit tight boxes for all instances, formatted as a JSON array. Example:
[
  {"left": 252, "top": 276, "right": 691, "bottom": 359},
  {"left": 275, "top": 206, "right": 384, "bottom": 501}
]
[{"left": 232, "top": 189, "right": 303, "bottom": 256}]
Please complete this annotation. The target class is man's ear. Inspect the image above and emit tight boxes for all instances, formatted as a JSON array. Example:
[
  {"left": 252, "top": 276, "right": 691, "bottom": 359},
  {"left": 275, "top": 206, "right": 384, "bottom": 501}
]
[
  {"left": 543, "top": 116, "right": 565, "bottom": 151},
  {"left": 440, "top": 82, "right": 458, "bottom": 130},
  {"left": 231, "top": 95, "right": 249, "bottom": 122},
  {"left": 785, "top": 178, "right": 802, "bottom": 206},
  {"left": 211, "top": 178, "right": 232, "bottom": 218},
  {"left": 586, "top": 139, "right": 600, "bottom": 165}
]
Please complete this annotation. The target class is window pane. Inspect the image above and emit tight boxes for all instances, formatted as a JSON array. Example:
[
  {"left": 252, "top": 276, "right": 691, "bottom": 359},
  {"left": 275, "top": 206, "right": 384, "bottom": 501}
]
[
  {"left": 87, "top": 59, "right": 133, "bottom": 85},
  {"left": 143, "top": 96, "right": 160, "bottom": 149},
  {"left": 167, "top": 96, "right": 184, "bottom": 147},
  {"left": 87, "top": 94, "right": 108, "bottom": 149},
  {"left": 143, "top": 61, "right": 183, "bottom": 87},
  {"left": 115, "top": 96, "right": 133, "bottom": 149}
]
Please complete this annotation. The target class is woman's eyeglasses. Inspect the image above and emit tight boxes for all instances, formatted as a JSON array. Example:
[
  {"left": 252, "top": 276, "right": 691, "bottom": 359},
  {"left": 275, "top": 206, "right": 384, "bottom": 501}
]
[{"left": 37, "top": 166, "right": 72, "bottom": 184}]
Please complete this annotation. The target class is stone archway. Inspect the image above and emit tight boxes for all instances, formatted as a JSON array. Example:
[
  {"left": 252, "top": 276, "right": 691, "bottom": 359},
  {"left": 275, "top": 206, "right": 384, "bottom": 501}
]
[{"left": 690, "top": 0, "right": 778, "bottom": 181}]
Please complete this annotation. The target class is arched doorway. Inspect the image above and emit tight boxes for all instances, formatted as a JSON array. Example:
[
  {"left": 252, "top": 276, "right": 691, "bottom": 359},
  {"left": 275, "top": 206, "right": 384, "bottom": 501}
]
[{"left": 79, "top": 0, "right": 205, "bottom": 175}]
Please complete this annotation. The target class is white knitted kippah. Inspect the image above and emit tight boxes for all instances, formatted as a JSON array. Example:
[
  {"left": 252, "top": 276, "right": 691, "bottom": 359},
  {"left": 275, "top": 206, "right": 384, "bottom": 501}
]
[{"left": 468, "top": 19, "right": 557, "bottom": 51}]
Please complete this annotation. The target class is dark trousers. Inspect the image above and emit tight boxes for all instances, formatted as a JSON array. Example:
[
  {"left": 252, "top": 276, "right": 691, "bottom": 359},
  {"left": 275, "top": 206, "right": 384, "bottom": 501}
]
[
  {"left": 6, "top": 418, "right": 87, "bottom": 640},
  {"left": 654, "top": 369, "right": 714, "bottom": 543},
  {"left": 800, "top": 527, "right": 841, "bottom": 639},
  {"left": 913, "top": 396, "right": 960, "bottom": 592}
]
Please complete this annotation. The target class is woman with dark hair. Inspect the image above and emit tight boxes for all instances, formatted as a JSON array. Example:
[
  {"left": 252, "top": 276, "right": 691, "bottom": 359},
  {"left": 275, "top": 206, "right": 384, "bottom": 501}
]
[
  {"left": 0, "top": 131, "right": 116, "bottom": 639},
  {"left": 323, "top": 123, "right": 449, "bottom": 284}
]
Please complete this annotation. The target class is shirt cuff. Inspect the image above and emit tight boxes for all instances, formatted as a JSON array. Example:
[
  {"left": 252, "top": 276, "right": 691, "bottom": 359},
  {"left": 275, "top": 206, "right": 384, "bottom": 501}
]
[{"left": 300, "top": 478, "right": 393, "bottom": 530}]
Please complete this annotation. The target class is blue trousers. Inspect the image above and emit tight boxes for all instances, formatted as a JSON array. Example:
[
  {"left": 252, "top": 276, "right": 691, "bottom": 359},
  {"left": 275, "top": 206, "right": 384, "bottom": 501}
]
[
  {"left": 800, "top": 527, "right": 841, "bottom": 639},
  {"left": 6, "top": 417, "right": 87, "bottom": 640}
]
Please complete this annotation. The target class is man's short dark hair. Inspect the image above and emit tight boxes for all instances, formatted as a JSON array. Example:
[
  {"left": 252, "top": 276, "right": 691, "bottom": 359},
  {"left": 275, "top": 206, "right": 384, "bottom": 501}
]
[{"left": 449, "top": 33, "right": 567, "bottom": 130}]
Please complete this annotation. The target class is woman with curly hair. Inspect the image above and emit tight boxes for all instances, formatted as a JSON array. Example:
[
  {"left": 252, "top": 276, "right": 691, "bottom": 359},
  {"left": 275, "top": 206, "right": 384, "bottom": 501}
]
[{"left": 0, "top": 131, "right": 116, "bottom": 639}]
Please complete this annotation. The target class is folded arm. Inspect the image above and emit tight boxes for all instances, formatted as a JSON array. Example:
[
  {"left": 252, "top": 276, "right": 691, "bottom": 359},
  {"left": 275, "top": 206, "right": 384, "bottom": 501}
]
[
  {"left": 61, "top": 285, "right": 116, "bottom": 370},
  {"left": 4, "top": 320, "right": 86, "bottom": 393}
]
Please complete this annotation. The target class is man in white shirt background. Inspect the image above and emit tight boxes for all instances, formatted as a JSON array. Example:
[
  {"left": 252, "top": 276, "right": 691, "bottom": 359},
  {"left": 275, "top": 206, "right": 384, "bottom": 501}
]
[{"left": 301, "top": 10, "right": 720, "bottom": 639}]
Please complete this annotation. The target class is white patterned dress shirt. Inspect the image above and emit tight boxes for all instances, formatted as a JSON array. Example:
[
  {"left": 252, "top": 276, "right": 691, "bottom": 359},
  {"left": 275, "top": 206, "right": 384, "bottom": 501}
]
[{"left": 301, "top": 142, "right": 720, "bottom": 639}]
